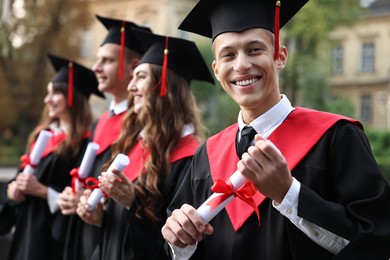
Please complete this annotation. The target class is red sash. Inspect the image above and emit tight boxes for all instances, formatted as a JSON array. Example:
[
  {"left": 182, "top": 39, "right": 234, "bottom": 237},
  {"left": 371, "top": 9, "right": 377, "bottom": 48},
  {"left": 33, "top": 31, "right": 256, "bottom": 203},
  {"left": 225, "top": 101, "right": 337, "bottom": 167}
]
[
  {"left": 206, "top": 107, "right": 362, "bottom": 231},
  {"left": 93, "top": 112, "right": 125, "bottom": 155},
  {"left": 28, "top": 132, "right": 67, "bottom": 159},
  {"left": 123, "top": 135, "right": 199, "bottom": 182}
]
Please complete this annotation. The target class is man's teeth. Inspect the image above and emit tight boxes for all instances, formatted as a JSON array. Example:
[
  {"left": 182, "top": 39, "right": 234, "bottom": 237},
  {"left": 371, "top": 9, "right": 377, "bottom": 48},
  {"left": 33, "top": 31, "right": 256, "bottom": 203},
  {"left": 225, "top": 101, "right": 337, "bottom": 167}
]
[{"left": 236, "top": 78, "right": 257, "bottom": 86}]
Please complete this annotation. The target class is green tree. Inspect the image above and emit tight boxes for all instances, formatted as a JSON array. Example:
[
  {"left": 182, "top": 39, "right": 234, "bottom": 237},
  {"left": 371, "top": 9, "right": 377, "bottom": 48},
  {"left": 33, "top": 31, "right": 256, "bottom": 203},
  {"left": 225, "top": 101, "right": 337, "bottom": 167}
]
[
  {"left": 0, "top": 0, "right": 94, "bottom": 156},
  {"left": 281, "top": 0, "right": 363, "bottom": 115}
]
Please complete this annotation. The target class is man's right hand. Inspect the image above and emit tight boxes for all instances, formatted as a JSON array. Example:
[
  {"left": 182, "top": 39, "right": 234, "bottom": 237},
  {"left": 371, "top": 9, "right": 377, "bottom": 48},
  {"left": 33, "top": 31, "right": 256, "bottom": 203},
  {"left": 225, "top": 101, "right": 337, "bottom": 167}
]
[{"left": 161, "top": 204, "right": 214, "bottom": 248}]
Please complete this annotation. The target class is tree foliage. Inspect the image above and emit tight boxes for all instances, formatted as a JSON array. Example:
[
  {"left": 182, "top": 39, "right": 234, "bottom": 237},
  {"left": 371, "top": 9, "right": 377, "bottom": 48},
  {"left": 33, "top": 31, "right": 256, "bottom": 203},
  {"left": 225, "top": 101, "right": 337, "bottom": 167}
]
[
  {"left": 0, "top": 0, "right": 93, "bottom": 150},
  {"left": 280, "top": 0, "right": 363, "bottom": 115}
]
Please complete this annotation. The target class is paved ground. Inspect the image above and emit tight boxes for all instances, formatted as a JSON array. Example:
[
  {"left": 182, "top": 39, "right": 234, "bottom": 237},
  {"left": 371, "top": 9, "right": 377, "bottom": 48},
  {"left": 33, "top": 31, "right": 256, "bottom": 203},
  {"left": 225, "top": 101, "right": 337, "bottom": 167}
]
[{"left": 0, "top": 167, "right": 17, "bottom": 182}]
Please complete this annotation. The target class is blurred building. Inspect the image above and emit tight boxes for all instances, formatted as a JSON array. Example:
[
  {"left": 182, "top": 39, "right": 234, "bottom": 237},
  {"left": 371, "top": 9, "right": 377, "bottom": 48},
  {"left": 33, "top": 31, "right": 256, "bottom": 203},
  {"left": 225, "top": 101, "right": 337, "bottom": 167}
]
[
  {"left": 329, "top": 0, "right": 390, "bottom": 129},
  {"left": 80, "top": 0, "right": 202, "bottom": 63}
]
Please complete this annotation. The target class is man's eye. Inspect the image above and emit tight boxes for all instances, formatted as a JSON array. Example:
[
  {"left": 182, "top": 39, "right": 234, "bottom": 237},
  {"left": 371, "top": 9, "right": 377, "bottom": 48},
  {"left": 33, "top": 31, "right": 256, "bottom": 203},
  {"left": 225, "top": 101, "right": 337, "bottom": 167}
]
[
  {"left": 250, "top": 48, "right": 262, "bottom": 54},
  {"left": 221, "top": 52, "right": 234, "bottom": 59}
]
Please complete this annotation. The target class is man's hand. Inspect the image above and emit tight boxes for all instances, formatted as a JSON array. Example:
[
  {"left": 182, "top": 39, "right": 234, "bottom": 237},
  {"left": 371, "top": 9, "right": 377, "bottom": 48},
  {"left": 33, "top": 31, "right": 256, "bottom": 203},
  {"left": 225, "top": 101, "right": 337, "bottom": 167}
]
[
  {"left": 238, "top": 134, "right": 293, "bottom": 204},
  {"left": 58, "top": 186, "right": 82, "bottom": 215},
  {"left": 161, "top": 204, "right": 214, "bottom": 248}
]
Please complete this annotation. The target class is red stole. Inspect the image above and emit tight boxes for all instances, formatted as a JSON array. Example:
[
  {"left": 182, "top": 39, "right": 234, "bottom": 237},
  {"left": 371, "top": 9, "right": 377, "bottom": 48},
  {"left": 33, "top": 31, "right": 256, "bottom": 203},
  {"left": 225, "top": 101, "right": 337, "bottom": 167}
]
[
  {"left": 123, "top": 135, "right": 199, "bottom": 182},
  {"left": 29, "top": 132, "right": 67, "bottom": 159},
  {"left": 206, "top": 107, "right": 362, "bottom": 231},
  {"left": 93, "top": 111, "right": 125, "bottom": 155}
]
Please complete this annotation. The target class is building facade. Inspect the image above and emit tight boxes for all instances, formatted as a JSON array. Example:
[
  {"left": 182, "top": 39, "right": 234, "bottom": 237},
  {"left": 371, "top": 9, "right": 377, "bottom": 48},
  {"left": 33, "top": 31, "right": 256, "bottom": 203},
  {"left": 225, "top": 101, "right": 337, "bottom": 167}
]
[{"left": 329, "top": 0, "right": 390, "bottom": 129}]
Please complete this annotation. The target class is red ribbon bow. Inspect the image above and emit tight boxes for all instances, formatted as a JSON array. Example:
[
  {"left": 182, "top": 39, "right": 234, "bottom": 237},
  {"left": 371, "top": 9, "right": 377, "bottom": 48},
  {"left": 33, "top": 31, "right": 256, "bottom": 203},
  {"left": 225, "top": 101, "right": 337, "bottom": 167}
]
[
  {"left": 207, "top": 179, "right": 260, "bottom": 224},
  {"left": 84, "top": 177, "right": 108, "bottom": 197},
  {"left": 70, "top": 167, "right": 85, "bottom": 193},
  {"left": 20, "top": 154, "right": 37, "bottom": 170}
]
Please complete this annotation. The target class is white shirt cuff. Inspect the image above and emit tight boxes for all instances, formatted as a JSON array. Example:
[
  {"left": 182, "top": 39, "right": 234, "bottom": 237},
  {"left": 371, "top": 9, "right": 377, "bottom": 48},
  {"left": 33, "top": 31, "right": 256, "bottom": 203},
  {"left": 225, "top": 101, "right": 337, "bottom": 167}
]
[
  {"left": 47, "top": 187, "right": 60, "bottom": 213},
  {"left": 168, "top": 242, "right": 197, "bottom": 260}
]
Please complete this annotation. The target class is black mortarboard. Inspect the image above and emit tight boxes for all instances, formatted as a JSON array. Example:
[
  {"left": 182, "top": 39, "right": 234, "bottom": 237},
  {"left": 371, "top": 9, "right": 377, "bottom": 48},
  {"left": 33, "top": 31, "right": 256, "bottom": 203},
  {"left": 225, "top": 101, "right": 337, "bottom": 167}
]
[
  {"left": 48, "top": 54, "right": 105, "bottom": 107},
  {"left": 96, "top": 14, "right": 151, "bottom": 55},
  {"left": 179, "top": 0, "right": 309, "bottom": 59},
  {"left": 132, "top": 29, "right": 214, "bottom": 96},
  {"left": 96, "top": 14, "right": 152, "bottom": 78}
]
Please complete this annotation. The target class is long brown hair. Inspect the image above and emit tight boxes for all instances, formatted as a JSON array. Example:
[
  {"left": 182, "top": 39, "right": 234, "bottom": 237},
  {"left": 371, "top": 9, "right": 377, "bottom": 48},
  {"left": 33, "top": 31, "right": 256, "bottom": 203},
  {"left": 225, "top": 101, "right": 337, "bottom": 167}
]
[
  {"left": 27, "top": 82, "right": 92, "bottom": 159},
  {"left": 111, "top": 64, "right": 204, "bottom": 222}
]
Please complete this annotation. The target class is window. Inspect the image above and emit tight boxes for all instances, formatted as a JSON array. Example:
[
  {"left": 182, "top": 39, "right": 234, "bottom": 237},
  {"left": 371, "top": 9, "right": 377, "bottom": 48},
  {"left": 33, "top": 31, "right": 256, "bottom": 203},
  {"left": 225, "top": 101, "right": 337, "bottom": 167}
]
[
  {"left": 360, "top": 94, "right": 372, "bottom": 122},
  {"left": 360, "top": 42, "right": 375, "bottom": 73},
  {"left": 79, "top": 30, "right": 93, "bottom": 58},
  {"left": 331, "top": 45, "right": 343, "bottom": 75}
]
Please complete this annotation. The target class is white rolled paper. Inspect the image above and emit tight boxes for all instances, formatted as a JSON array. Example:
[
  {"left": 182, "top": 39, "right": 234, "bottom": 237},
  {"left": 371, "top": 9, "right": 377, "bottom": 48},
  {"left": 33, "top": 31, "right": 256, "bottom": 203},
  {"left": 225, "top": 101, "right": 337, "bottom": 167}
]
[
  {"left": 74, "top": 142, "right": 100, "bottom": 191},
  {"left": 87, "top": 153, "right": 130, "bottom": 211},
  {"left": 196, "top": 170, "right": 247, "bottom": 224},
  {"left": 23, "top": 130, "right": 52, "bottom": 175}
]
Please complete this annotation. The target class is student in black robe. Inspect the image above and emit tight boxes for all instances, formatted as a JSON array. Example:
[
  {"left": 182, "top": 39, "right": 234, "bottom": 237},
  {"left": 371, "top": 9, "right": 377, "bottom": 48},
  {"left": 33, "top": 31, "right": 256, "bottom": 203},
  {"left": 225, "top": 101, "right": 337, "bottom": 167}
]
[
  {"left": 58, "top": 15, "right": 151, "bottom": 260},
  {"left": 161, "top": 1, "right": 390, "bottom": 259},
  {"left": 6, "top": 54, "right": 104, "bottom": 260},
  {"left": 76, "top": 30, "right": 214, "bottom": 260}
]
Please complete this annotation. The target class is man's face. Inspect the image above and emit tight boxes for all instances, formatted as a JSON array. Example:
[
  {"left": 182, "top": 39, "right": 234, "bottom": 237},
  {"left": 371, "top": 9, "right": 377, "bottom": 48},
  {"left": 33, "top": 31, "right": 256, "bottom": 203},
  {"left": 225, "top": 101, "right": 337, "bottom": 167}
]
[
  {"left": 92, "top": 43, "right": 133, "bottom": 96},
  {"left": 212, "top": 28, "right": 286, "bottom": 121}
]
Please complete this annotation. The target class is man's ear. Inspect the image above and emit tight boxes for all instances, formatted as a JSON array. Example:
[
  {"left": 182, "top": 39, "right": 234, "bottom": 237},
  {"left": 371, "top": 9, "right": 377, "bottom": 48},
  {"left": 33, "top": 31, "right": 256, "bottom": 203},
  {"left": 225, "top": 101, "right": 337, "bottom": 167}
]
[
  {"left": 276, "top": 46, "right": 288, "bottom": 70},
  {"left": 212, "top": 60, "right": 220, "bottom": 81},
  {"left": 127, "top": 58, "right": 140, "bottom": 75}
]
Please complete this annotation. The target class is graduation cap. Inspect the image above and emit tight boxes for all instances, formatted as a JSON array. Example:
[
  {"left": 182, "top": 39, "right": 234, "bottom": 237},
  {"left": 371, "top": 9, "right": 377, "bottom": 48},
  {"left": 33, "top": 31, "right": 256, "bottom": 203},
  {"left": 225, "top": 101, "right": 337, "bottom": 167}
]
[
  {"left": 179, "top": 0, "right": 309, "bottom": 60},
  {"left": 132, "top": 29, "right": 214, "bottom": 96},
  {"left": 96, "top": 15, "right": 152, "bottom": 78},
  {"left": 48, "top": 53, "right": 105, "bottom": 107}
]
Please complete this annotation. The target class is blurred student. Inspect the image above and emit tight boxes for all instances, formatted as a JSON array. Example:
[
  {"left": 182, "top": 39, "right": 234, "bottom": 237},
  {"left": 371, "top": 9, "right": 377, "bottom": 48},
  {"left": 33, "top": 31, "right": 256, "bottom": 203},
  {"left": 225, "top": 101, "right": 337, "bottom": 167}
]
[{"left": 6, "top": 54, "right": 104, "bottom": 260}]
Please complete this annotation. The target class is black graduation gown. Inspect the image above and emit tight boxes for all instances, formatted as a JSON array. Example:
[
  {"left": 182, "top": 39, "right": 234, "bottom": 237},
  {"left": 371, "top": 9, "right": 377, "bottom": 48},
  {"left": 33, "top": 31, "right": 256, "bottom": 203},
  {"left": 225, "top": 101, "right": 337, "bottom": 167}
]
[
  {"left": 167, "top": 121, "right": 390, "bottom": 260},
  {"left": 8, "top": 146, "right": 84, "bottom": 260},
  {"left": 62, "top": 147, "right": 112, "bottom": 260},
  {"left": 63, "top": 112, "right": 124, "bottom": 260},
  {"left": 98, "top": 158, "right": 191, "bottom": 260},
  {"left": 98, "top": 132, "right": 201, "bottom": 260}
]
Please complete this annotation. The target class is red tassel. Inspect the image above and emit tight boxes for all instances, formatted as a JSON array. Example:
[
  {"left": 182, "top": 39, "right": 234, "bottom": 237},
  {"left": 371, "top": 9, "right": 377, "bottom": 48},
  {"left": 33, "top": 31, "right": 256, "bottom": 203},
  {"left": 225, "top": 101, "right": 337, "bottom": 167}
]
[
  {"left": 160, "top": 36, "right": 169, "bottom": 96},
  {"left": 274, "top": 0, "right": 281, "bottom": 61},
  {"left": 118, "top": 20, "right": 125, "bottom": 79},
  {"left": 68, "top": 61, "right": 73, "bottom": 107}
]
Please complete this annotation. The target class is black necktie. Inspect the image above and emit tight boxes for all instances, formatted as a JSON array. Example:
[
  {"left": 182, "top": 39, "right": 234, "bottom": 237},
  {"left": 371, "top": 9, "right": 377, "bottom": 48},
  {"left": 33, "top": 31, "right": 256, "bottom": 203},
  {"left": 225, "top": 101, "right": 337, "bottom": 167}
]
[
  {"left": 236, "top": 126, "right": 257, "bottom": 158},
  {"left": 108, "top": 109, "right": 115, "bottom": 118}
]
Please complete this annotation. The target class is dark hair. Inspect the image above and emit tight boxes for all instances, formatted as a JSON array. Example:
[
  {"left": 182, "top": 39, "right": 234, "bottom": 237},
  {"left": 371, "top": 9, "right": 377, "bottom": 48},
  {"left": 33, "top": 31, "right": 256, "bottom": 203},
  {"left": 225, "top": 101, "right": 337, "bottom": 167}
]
[
  {"left": 110, "top": 64, "right": 204, "bottom": 222},
  {"left": 27, "top": 82, "right": 92, "bottom": 159}
]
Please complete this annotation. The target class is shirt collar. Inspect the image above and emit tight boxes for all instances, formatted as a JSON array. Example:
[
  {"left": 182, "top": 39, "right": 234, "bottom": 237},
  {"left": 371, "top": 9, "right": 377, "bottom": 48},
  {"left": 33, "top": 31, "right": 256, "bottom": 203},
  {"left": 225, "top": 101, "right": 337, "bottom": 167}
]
[
  {"left": 109, "top": 99, "right": 128, "bottom": 115},
  {"left": 49, "top": 122, "right": 67, "bottom": 135},
  {"left": 237, "top": 94, "right": 294, "bottom": 138},
  {"left": 139, "top": 124, "right": 195, "bottom": 139}
]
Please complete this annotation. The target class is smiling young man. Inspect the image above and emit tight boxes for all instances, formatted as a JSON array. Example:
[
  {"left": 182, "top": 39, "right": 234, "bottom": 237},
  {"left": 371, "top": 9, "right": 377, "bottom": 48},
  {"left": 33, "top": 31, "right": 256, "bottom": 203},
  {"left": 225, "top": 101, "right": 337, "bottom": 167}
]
[{"left": 161, "top": 0, "right": 390, "bottom": 259}]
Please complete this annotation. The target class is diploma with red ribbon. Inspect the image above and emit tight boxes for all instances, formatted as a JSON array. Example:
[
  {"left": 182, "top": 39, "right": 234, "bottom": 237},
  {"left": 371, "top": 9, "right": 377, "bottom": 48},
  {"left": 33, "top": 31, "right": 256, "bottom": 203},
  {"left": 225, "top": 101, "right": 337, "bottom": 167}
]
[
  {"left": 87, "top": 153, "right": 130, "bottom": 211},
  {"left": 197, "top": 170, "right": 259, "bottom": 224},
  {"left": 70, "top": 142, "right": 100, "bottom": 192},
  {"left": 21, "top": 130, "right": 52, "bottom": 175}
]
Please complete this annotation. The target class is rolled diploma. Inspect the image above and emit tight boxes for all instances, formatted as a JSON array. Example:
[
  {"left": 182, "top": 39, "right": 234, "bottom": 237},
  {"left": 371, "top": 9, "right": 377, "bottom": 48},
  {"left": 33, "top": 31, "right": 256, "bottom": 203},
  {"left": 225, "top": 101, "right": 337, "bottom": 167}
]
[
  {"left": 87, "top": 153, "right": 130, "bottom": 210},
  {"left": 75, "top": 142, "right": 100, "bottom": 191},
  {"left": 196, "top": 170, "right": 247, "bottom": 224},
  {"left": 23, "top": 130, "right": 52, "bottom": 175}
]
